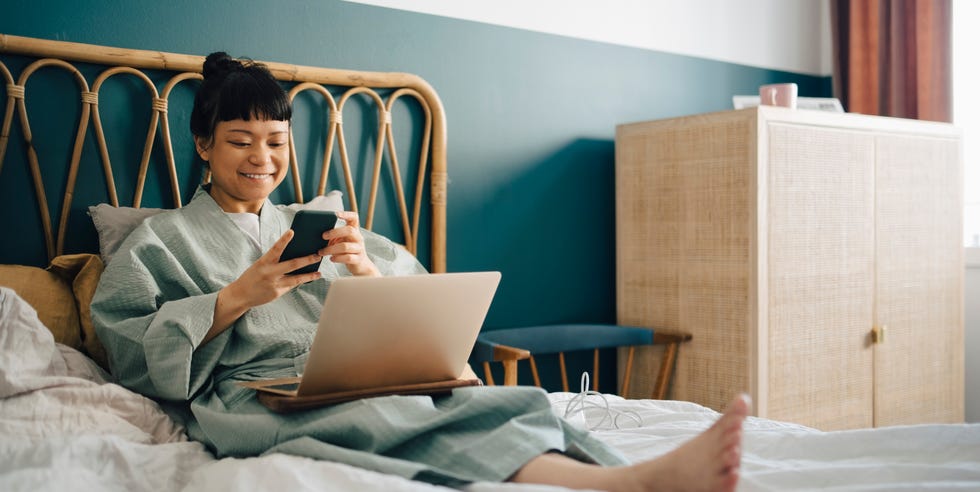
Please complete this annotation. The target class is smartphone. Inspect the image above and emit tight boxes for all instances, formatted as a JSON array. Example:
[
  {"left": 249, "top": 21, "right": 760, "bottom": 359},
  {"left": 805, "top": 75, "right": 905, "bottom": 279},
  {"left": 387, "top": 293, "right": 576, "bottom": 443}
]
[{"left": 280, "top": 210, "right": 338, "bottom": 275}]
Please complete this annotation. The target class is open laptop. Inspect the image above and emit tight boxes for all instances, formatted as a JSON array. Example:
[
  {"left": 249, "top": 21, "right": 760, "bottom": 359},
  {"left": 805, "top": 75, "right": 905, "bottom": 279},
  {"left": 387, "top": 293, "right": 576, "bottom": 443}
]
[{"left": 239, "top": 271, "right": 501, "bottom": 412}]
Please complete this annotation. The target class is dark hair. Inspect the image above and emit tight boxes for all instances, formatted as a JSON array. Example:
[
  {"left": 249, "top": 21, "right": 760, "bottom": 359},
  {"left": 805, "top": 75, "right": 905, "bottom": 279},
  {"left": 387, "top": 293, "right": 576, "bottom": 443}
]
[{"left": 190, "top": 52, "right": 292, "bottom": 143}]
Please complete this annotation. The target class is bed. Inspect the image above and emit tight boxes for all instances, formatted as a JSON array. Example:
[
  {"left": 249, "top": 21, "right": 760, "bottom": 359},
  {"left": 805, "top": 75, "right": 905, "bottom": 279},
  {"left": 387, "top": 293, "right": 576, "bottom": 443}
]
[{"left": 1, "top": 33, "right": 979, "bottom": 491}]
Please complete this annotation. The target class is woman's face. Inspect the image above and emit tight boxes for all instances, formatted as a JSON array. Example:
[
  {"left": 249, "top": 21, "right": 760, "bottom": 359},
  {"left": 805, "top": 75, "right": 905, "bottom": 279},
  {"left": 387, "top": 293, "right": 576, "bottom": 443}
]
[{"left": 196, "top": 118, "right": 290, "bottom": 214}]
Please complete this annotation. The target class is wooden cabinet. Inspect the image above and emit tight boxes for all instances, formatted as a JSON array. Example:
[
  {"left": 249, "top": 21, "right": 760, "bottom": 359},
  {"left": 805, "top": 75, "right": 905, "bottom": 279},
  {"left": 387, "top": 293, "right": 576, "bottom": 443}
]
[{"left": 615, "top": 107, "right": 964, "bottom": 430}]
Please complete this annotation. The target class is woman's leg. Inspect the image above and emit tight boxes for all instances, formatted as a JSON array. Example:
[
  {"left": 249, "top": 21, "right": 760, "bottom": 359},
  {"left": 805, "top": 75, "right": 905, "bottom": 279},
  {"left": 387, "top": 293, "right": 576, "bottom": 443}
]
[{"left": 510, "top": 394, "right": 750, "bottom": 492}]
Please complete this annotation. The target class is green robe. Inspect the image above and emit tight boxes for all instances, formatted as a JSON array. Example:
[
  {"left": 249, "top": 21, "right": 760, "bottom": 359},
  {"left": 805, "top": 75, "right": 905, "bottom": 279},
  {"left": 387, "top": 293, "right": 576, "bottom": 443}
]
[{"left": 91, "top": 187, "right": 626, "bottom": 487}]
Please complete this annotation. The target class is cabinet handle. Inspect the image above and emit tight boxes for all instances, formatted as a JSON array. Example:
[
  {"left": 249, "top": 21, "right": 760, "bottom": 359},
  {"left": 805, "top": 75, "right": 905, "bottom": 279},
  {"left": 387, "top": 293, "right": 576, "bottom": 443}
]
[{"left": 871, "top": 325, "right": 888, "bottom": 344}]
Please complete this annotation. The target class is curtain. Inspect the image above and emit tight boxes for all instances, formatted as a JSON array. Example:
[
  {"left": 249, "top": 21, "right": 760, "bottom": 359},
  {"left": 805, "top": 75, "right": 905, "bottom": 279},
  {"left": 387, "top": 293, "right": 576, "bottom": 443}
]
[{"left": 831, "top": 0, "right": 952, "bottom": 122}]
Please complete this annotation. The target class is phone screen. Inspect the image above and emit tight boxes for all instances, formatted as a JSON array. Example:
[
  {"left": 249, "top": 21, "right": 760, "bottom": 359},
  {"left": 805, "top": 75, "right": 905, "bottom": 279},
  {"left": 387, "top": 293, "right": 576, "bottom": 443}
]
[{"left": 280, "top": 210, "right": 338, "bottom": 275}]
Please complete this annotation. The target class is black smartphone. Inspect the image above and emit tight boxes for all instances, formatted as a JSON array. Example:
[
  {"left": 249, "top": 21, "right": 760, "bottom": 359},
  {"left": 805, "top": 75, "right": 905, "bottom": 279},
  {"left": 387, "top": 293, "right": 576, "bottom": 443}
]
[{"left": 280, "top": 210, "right": 338, "bottom": 275}]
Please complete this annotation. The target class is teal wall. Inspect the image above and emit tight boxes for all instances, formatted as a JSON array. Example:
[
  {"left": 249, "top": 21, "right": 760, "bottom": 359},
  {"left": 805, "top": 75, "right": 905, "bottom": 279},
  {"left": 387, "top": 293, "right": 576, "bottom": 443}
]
[{"left": 1, "top": 0, "right": 831, "bottom": 389}]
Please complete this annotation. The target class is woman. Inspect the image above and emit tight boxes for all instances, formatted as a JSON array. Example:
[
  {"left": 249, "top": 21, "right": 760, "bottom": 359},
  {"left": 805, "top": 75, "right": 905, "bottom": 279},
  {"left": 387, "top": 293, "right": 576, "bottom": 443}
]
[{"left": 92, "top": 52, "right": 749, "bottom": 492}]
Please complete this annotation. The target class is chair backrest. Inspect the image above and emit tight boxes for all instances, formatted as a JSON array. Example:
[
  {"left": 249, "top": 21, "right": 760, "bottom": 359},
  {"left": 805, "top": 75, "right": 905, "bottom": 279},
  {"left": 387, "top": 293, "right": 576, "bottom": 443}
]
[{"left": 472, "top": 323, "right": 692, "bottom": 398}]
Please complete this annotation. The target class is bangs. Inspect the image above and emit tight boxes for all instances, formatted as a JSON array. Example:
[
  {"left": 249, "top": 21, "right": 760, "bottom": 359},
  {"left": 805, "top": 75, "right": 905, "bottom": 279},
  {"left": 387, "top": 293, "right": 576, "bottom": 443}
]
[{"left": 215, "top": 71, "right": 292, "bottom": 124}]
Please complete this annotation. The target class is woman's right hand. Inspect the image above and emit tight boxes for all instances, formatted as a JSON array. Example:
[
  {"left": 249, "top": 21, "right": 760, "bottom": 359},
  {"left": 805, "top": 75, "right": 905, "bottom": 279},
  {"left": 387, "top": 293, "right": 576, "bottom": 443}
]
[
  {"left": 202, "top": 230, "right": 322, "bottom": 346},
  {"left": 224, "top": 229, "right": 323, "bottom": 309}
]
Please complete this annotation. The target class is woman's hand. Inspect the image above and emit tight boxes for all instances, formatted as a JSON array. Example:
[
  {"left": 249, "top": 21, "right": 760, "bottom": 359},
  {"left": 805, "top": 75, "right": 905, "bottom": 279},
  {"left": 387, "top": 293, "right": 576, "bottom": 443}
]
[
  {"left": 320, "top": 211, "right": 380, "bottom": 277},
  {"left": 202, "top": 230, "right": 322, "bottom": 345},
  {"left": 227, "top": 229, "right": 325, "bottom": 305}
]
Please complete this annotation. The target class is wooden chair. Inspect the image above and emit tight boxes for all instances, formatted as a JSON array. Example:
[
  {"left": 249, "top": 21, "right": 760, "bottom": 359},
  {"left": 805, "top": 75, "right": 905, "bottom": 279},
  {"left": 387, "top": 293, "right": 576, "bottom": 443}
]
[{"left": 469, "top": 324, "right": 691, "bottom": 399}]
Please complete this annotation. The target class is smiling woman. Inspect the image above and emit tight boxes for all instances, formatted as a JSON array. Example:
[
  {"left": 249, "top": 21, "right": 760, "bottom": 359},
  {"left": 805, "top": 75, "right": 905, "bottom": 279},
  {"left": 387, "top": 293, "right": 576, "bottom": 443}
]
[
  {"left": 190, "top": 52, "right": 294, "bottom": 215},
  {"left": 195, "top": 119, "right": 291, "bottom": 214}
]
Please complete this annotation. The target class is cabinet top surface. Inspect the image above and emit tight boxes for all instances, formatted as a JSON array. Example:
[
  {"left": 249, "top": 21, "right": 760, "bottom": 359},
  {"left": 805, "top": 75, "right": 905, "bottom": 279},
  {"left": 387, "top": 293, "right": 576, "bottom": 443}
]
[{"left": 617, "top": 107, "right": 960, "bottom": 139}]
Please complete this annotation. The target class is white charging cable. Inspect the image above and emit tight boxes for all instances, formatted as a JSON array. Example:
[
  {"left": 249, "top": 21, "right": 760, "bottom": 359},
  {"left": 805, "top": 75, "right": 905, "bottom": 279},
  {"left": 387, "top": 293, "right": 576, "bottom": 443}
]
[{"left": 562, "top": 372, "right": 643, "bottom": 431}]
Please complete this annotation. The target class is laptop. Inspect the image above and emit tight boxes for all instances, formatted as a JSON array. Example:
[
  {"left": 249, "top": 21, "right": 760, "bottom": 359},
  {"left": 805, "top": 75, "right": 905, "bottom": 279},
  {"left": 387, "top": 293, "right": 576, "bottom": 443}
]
[{"left": 239, "top": 271, "right": 501, "bottom": 412}]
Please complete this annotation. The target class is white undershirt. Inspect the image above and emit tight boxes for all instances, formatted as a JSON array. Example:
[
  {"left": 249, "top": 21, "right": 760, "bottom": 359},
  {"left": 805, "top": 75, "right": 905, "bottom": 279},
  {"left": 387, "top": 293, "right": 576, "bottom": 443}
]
[{"left": 226, "top": 212, "right": 262, "bottom": 250}]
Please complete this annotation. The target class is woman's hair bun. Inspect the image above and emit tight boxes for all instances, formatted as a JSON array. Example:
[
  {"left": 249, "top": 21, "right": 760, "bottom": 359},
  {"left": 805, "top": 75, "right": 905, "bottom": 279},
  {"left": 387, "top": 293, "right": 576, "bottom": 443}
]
[
  {"left": 191, "top": 50, "right": 290, "bottom": 140},
  {"left": 202, "top": 52, "right": 241, "bottom": 79}
]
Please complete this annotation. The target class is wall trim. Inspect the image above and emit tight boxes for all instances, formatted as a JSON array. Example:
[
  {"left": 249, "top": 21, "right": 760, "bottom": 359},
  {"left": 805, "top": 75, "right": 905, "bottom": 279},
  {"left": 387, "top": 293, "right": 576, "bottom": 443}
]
[{"left": 343, "top": 0, "right": 832, "bottom": 76}]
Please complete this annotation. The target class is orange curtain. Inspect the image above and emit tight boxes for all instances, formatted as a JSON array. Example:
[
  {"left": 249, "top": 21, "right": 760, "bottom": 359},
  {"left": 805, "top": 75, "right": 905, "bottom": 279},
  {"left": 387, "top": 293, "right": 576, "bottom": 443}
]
[{"left": 831, "top": 0, "right": 952, "bottom": 122}]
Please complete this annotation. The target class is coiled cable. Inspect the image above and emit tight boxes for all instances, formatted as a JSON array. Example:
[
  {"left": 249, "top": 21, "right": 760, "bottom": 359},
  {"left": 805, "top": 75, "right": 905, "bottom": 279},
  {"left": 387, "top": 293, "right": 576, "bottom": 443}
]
[{"left": 562, "top": 372, "right": 643, "bottom": 431}]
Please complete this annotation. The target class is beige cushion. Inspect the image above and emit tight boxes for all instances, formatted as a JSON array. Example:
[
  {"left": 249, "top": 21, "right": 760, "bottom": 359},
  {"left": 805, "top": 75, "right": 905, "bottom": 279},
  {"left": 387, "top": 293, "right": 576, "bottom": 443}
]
[
  {"left": 47, "top": 254, "right": 107, "bottom": 369},
  {"left": 0, "top": 254, "right": 107, "bottom": 369}
]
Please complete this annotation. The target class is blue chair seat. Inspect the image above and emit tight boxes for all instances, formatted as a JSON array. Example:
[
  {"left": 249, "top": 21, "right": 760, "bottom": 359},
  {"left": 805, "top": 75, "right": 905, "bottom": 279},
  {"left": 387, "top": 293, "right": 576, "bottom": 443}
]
[{"left": 469, "top": 323, "right": 690, "bottom": 399}]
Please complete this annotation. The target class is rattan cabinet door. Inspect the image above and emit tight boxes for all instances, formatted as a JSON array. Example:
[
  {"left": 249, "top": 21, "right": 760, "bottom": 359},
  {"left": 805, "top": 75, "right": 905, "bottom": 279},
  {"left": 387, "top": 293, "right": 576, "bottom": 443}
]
[
  {"left": 765, "top": 123, "right": 876, "bottom": 430},
  {"left": 873, "top": 134, "right": 964, "bottom": 426}
]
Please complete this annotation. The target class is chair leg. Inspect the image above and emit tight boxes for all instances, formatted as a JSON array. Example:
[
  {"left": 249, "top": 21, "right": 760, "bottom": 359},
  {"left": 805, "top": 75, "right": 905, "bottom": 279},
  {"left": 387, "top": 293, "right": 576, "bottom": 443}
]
[
  {"left": 502, "top": 359, "right": 518, "bottom": 386},
  {"left": 653, "top": 342, "right": 679, "bottom": 399},
  {"left": 621, "top": 346, "right": 636, "bottom": 398},
  {"left": 559, "top": 352, "right": 569, "bottom": 392},
  {"left": 593, "top": 348, "right": 600, "bottom": 392},
  {"left": 482, "top": 361, "right": 495, "bottom": 386},
  {"left": 529, "top": 356, "right": 541, "bottom": 387}
]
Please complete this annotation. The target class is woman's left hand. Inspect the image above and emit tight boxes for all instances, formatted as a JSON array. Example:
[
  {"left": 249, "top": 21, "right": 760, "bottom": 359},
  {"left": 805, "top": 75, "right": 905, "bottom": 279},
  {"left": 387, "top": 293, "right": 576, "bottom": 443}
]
[{"left": 320, "top": 211, "right": 381, "bottom": 277}]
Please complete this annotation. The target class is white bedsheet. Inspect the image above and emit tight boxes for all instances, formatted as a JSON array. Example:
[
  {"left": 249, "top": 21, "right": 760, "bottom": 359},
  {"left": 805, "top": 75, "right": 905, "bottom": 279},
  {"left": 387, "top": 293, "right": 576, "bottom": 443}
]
[{"left": 1, "top": 287, "right": 978, "bottom": 491}]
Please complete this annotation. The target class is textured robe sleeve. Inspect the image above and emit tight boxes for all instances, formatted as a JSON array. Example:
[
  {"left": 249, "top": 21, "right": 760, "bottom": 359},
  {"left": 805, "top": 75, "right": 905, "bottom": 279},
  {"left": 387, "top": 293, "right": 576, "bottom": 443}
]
[{"left": 92, "top": 225, "right": 231, "bottom": 402}]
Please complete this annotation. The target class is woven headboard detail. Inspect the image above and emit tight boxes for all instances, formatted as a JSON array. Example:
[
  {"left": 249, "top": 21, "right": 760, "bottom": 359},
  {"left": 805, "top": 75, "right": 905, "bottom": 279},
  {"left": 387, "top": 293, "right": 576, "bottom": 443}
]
[{"left": 0, "top": 34, "right": 446, "bottom": 272}]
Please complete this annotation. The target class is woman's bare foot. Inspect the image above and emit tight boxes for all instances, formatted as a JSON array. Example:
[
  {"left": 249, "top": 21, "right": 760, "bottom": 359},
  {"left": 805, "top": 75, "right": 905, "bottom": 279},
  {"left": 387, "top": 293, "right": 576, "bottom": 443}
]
[
  {"left": 626, "top": 393, "right": 751, "bottom": 492},
  {"left": 510, "top": 394, "right": 751, "bottom": 492}
]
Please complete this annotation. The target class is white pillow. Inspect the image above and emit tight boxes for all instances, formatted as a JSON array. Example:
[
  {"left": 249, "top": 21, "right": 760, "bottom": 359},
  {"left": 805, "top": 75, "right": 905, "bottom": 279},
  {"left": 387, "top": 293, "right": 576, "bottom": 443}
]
[
  {"left": 88, "top": 204, "right": 166, "bottom": 265},
  {"left": 283, "top": 191, "right": 344, "bottom": 213},
  {"left": 89, "top": 190, "right": 344, "bottom": 265}
]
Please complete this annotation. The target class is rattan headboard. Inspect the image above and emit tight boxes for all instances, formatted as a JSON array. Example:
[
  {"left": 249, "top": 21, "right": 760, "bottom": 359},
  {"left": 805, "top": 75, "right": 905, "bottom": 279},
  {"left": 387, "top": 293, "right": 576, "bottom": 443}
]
[{"left": 0, "top": 33, "right": 446, "bottom": 272}]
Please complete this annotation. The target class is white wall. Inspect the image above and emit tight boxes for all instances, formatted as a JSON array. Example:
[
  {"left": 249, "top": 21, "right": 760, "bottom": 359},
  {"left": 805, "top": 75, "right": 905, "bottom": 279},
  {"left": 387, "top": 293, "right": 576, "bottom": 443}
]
[
  {"left": 345, "top": 0, "right": 832, "bottom": 75},
  {"left": 954, "top": 1, "right": 979, "bottom": 422}
]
